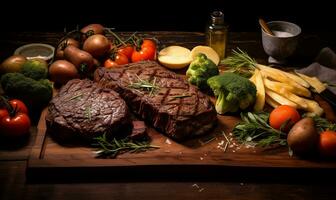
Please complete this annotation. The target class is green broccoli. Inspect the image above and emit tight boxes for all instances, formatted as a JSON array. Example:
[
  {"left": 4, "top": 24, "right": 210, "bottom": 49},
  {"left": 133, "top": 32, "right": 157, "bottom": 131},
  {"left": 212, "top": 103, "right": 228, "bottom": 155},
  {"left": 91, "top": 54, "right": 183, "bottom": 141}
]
[
  {"left": 0, "top": 73, "right": 53, "bottom": 109},
  {"left": 20, "top": 59, "right": 48, "bottom": 80},
  {"left": 186, "top": 53, "right": 219, "bottom": 89},
  {"left": 207, "top": 72, "right": 256, "bottom": 115}
]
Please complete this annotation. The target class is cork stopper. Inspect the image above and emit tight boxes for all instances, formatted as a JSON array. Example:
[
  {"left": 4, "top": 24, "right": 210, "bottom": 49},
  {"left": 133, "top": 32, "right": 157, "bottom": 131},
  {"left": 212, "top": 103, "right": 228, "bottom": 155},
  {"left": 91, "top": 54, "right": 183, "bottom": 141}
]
[{"left": 211, "top": 11, "right": 224, "bottom": 25}]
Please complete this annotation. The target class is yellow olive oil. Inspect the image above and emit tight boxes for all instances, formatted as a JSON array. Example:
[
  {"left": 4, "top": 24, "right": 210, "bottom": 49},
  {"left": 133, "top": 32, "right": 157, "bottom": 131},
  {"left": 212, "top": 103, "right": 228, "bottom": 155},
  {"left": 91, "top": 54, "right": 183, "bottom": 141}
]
[{"left": 206, "top": 11, "right": 228, "bottom": 60}]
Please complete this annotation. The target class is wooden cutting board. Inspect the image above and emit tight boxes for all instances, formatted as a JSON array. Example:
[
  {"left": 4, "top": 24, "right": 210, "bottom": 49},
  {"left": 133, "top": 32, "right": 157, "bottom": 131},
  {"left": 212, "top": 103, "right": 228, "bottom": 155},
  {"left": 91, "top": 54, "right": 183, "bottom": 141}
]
[{"left": 27, "top": 100, "right": 336, "bottom": 181}]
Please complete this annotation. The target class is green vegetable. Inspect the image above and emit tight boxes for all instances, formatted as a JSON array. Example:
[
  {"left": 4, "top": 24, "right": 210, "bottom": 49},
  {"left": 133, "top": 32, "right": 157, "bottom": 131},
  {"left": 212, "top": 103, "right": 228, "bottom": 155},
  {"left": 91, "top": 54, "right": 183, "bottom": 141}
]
[
  {"left": 0, "top": 73, "right": 53, "bottom": 109},
  {"left": 128, "top": 75, "right": 160, "bottom": 96},
  {"left": 233, "top": 112, "right": 287, "bottom": 147},
  {"left": 308, "top": 115, "right": 336, "bottom": 132},
  {"left": 207, "top": 72, "right": 256, "bottom": 114},
  {"left": 21, "top": 59, "right": 48, "bottom": 80},
  {"left": 221, "top": 48, "right": 256, "bottom": 77},
  {"left": 186, "top": 53, "right": 219, "bottom": 89},
  {"left": 92, "top": 133, "right": 160, "bottom": 158}
]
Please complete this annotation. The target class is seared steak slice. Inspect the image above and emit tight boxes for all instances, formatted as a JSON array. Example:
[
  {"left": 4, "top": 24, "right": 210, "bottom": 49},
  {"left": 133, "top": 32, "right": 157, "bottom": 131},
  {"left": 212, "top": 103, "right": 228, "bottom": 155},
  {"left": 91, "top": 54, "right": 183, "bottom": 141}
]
[
  {"left": 46, "top": 79, "right": 132, "bottom": 142},
  {"left": 94, "top": 61, "right": 217, "bottom": 141}
]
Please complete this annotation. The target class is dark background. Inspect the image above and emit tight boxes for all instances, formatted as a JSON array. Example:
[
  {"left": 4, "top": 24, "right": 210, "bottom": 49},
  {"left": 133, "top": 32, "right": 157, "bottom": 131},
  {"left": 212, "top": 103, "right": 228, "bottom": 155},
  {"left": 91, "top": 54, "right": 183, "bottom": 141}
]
[{"left": 0, "top": 0, "right": 335, "bottom": 32}]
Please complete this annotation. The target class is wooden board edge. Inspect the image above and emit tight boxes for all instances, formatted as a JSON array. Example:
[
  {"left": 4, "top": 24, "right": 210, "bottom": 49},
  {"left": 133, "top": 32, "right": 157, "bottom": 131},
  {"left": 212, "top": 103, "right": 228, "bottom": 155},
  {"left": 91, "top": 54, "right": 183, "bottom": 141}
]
[
  {"left": 26, "top": 156, "right": 336, "bottom": 182},
  {"left": 29, "top": 108, "right": 48, "bottom": 160}
]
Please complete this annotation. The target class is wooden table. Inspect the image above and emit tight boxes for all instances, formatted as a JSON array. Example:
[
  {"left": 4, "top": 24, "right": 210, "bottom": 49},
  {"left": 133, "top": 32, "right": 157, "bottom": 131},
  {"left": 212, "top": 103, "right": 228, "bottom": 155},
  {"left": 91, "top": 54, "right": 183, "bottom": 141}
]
[{"left": 1, "top": 31, "right": 336, "bottom": 200}]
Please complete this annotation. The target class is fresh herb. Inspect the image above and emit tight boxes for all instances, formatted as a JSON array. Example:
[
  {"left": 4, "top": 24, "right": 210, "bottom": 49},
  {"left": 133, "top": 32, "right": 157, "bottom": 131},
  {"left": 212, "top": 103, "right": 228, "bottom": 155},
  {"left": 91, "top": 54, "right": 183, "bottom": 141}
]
[
  {"left": 232, "top": 112, "right": 287, "bottom": 147},
  {"left": 128, "top": 75, "right": 160, "bottom": 96},
  {"left": 221, "top": 48, "right": 257, "bottom": 77},
  {"left": 324, "top": 81, "right": 336, "bottom": 88},
  {"left": 66, "top": 93, "right": 83, "bottom": 101},
  {"left": 85, "top": 106, "right": 92, "bottom": 121},
  {"left": 309, "top": 115, "right": 336, "bottom": 132},
  {"left": 169, "top": 94, "right": 192, "bottom": 99},
  {"left": 92, "top": 133, "right": 160, "bottom": 158}
]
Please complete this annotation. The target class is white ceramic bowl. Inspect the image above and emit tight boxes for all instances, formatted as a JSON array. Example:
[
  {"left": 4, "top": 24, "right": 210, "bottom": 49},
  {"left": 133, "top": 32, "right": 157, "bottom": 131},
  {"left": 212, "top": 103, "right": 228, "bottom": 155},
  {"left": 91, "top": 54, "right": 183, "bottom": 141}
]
[{"left": 14, "top": 43, "right": 55, "bottom": 62}]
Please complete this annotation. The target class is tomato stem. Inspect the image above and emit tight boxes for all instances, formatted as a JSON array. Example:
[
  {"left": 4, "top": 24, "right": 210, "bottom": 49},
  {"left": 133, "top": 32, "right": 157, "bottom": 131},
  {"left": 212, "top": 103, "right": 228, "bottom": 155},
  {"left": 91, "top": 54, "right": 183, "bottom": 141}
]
[
  {"left": 53, "top": 30, "right": 83, "bottom": 63},
  {"left": 104, "top": 28, "right": 127, "bottom": 46},
  {"left": 79, "top": 63, "right": 88, "bottom": 74},
  {"left": 85, "top": 30, "right": 95, "bottom": 37},
  {"left": 0, "top": 96, "right": 17, "bottom": 118},
  {"left": 135, "top": 38, "right": 143, "bottom": 51}
]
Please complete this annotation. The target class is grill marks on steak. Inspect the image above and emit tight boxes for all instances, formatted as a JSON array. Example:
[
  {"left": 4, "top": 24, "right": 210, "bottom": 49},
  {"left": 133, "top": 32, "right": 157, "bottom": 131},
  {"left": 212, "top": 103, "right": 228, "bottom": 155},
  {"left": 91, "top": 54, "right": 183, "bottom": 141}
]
[
  {"left": 46, "top": 79, "right": 132, "bottom": 142},
  {"left": 94, "top": 61, "right": 217, "bottom": 141}
]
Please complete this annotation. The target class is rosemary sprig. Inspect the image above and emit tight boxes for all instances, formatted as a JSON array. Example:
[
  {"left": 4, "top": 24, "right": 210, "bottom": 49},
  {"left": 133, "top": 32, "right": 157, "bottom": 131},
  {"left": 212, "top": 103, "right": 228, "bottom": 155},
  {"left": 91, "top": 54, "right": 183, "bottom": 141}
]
[
  {"left": 221, "top": 48, "right": 257, "bottom": 77},
  {"left": 66, "top": 93, "right": 83, "bottom": 101},
  {"left": 128, "top": 75, "right": 160, "bottom": 96},
  {"left": 169, "top": 94, "right": 192, "bottom": 99},
  {"left": 232, "top": 112, "right": 287, "bottom": 147},
  {"left": 308, "top": 115, "right": 336, "bottom": 132},
  {"left": 92, "top": 133, "right": 160, "bottom": 158},
  {"left": 85, "top": 106, "right": 92, "bottom": 121},
  {"left": 324, "top": 81, "right": 336, "bottom": 88}
]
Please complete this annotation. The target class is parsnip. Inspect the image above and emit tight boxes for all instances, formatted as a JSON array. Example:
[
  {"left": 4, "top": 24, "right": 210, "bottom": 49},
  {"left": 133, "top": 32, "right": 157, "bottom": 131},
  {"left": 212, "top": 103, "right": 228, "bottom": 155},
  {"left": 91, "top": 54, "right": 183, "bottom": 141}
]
[
  {"left": 265, "top": 84, "right": 308, "bottom": 109},
  {"left": 263, "top": 78, "right": 295, "bottom": 94},
  {"left": 265, "top": 94, "right": 280, "bottom": 108},
  {"left": 265, "top": 89, "right": 298, "bottom": 108},
  {"left": 295, "top": 72, "right": 326, "bottom": 93},
  {"left": 278, "top": 89, "right": 309, "bottom": 109},
  {"left": 283, "top": 71, "right": 310, "bottom": 88},
  {"left": 253, "top": 69, "right": 265, "bottom": 111},
  {"left": 249, "top": 71, "right": 257, "bottom": 83},
  {"left": 305, "top": 99, "right": 324, "bottom": 116},
  {"left": 260, "top": 69, "right": 311, "bottom": 97}
]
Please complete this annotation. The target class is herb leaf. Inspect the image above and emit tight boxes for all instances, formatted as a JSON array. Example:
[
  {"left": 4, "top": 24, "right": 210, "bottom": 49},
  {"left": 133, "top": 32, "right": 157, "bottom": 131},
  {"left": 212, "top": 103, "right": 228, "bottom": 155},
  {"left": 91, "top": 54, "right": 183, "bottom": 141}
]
[
  {"left": 85, "top": 106, "right": 92, "bottom": 121},
  {"left": 169, "top": 94, "right": 192, "bottom": 100},
  {"left": 92, "top": 133, "right": 160, "bottom": 158},
  {"left": 308, "top": 115, "right": 336, "bottom": 132},
  {"left": 66, "top": 93, "right": 83, "bottom": 101},
  {"left": 221, "top": 48, "right": 257, "bottom": 77},
  {"left": 232, "top": 112, "right": 287, "bottom": 147},
  {"left": 128, "top": 75, "right": 160, "bottom": 96}
]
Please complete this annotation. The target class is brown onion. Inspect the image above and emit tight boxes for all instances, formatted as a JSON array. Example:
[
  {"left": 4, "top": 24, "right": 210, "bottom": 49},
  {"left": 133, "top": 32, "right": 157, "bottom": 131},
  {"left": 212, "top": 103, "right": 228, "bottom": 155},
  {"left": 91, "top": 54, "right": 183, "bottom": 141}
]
[
  {"left": 81, "top": 24, "right": 105, "bottom": 36},
  {"left": 83, "top": 34, "right": 110, "bottom": 58},
  {"left": 55, "top": 38, "right": 80, "bottom": 60},
  {"left": 0, "top": 55, "right": 27, "bottom": 74},
  {"left": 49, "top": 60, "right": 80, "bottom": 85}
]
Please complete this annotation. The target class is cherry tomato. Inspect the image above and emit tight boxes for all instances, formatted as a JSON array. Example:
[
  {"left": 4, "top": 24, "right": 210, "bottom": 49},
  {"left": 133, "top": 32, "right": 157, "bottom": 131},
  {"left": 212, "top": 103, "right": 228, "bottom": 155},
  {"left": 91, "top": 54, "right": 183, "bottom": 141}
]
[
  {"left": 319, "top": 131, "right": 336, "bottom": 158},
  {"left": 9, "top": 99, "right": 28, "bottom": 114},
  {"left": 117, "top": 45, "right": 134, "bottom": 60},
  {"left": 269, "top": 105, "right": 301, "bottom": 131},
  {"left": 131, "top": 39, "right": 156, "bottom": 62},
  {"left": 115, "top": 53, "right": 129, "bottom": 65},
  {"left": 0, "top": 111, "right": 31, "bottom": 138},
  {"left": 104, "top": 59, "right": 119, "bottom": 69},
  {"left": 142, "top": 39, "right": 156, "bottom": 48}
]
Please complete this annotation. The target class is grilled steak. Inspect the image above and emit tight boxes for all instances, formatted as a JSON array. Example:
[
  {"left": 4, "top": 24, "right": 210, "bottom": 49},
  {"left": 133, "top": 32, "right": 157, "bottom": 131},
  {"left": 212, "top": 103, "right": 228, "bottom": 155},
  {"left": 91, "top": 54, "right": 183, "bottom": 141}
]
[
  {"left": 46, "top": 79, "right": 132, "bottom": 142},
  {"left": 94, "top": 61, "right": 217, "bottom": 141}
]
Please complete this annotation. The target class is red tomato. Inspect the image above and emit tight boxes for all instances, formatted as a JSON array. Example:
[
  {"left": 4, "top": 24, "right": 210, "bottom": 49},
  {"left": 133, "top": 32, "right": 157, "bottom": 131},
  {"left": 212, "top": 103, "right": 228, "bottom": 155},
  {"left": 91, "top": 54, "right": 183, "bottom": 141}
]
[
  {"left": 9, "top": 99, "right": 28, "bottom": 114},
  {"left": 142, "top": 39, "right": 156, "bottom": 48},
  {"left": 115, "top": 53, "right": 129, "bottom": 65},
  {"left": 0, "top": 109, "right": 8, "bottom": 120},
  {"left": 0, "top": 111, "right": 31, "bottom": 137},
  {"left": 269, "top": 105, "right": 301, "bottom": 131},
  {"left": 319, "top": 131, "right": 336, "bottom": 158},
  {"left": 117, "top": 45, "right": 134, "bottom": 60},
  {"left": 104, "top": 59, "right": 119, "bottom": 69},
  {"left": 131, "top": 39, "right": 156, "bottom": 62}
]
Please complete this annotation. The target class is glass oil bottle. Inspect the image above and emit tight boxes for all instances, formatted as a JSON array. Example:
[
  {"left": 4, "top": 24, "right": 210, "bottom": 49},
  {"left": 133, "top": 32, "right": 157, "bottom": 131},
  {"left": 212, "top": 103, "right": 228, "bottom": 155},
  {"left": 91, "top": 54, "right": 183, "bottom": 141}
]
[{"left": 206, "top": 11, "right": 228, "bottom": 60}]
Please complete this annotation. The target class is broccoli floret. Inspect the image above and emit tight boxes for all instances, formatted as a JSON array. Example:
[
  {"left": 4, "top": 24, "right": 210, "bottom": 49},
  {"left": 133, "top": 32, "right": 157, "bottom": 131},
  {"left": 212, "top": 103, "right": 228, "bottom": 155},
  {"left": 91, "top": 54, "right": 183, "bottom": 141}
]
[
  {"left": 0, "top": 73, "right": 53, "bottom": 109},
  {"left": 21, "top": 59, "right": 48, "bottom": 80},
  {"left": 186, "top": 53, "right": 219, "bottom": 90},
  {"left": 207, "top": 72, "right": 256, "bottom": 114}
]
